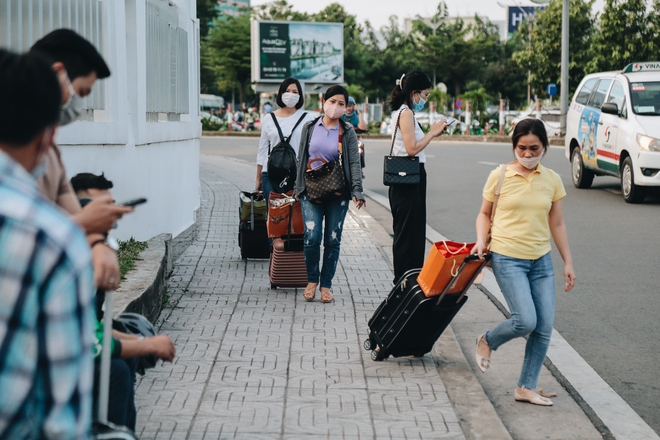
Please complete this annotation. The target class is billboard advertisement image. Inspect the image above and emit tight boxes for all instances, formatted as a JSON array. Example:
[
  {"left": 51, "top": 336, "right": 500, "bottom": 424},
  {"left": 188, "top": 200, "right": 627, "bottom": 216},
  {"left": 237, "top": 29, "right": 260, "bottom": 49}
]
[{"left": 254, "top": 20, "right": 344, "bottom": 84}]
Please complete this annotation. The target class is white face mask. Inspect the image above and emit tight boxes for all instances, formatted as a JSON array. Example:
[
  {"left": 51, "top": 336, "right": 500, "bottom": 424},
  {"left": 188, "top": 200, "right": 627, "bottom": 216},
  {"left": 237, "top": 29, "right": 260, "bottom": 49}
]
[
  {"left": 59, "top": 75, "right": 85, "bottom": 126},
  {"left": 281, "top": 92, "right": 300, "bottom": 108},
  {"left": 323, "top": 102, "right": 345, "bottom": 120},
  {"left": 516, "top": 151, "right": 544, "bottom": 169}
]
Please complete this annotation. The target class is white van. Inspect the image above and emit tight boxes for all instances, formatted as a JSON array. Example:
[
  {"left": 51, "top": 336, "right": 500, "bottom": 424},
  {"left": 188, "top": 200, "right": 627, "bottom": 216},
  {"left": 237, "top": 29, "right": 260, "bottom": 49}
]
[{"left": 565, "top": 62, "right": 660, "bottom": 203}]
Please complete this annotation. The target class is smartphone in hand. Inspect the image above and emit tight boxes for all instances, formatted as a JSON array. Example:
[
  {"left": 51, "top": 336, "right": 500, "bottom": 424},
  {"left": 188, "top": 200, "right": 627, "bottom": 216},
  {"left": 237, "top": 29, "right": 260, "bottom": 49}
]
[{"left": 118, "top": 197, "right": 147, "bottom": 207}]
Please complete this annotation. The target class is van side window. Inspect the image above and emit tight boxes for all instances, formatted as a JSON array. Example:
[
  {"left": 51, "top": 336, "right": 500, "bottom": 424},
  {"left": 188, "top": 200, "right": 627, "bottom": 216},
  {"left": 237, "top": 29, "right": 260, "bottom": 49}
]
[
  {"left": 575, "top": 78, "right": 599, "bottom": 105},
  {"left": 587, "top": 79, "right": 612, "bottom": 109},
  {"left": 606, "top": 81, "right": 626, "bottom": 116}
]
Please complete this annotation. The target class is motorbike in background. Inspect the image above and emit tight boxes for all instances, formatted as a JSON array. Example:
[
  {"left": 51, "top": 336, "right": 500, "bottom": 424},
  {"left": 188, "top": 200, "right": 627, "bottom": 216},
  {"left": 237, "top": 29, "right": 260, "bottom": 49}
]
[{"left": 354, "top": 128, "right": 368, "bottom": 179}]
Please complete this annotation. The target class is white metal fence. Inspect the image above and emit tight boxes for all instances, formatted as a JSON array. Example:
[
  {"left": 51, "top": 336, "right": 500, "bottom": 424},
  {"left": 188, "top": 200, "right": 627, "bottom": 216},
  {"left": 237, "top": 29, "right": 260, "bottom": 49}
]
[
  {"left": 0, "top": 0, "right": 106, "bottom": 113},
  {"left": 146, "top": 0, "right": 189, "bottom": 120},
  {"left": 1, "top": 0, "right": 191, "bottom": 120}
]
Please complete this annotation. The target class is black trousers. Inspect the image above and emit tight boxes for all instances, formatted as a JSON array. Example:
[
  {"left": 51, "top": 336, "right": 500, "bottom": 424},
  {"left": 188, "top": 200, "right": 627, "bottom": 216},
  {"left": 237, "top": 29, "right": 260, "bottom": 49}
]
[{"left": 388, "top": 164, "right": 427, "bottom": 283}]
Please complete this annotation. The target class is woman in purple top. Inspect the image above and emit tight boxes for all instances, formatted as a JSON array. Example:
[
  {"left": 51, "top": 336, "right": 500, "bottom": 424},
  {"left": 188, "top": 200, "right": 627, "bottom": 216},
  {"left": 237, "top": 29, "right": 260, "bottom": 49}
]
[{"left": 294, "top": 85, "right": 365, "bottom": 303}]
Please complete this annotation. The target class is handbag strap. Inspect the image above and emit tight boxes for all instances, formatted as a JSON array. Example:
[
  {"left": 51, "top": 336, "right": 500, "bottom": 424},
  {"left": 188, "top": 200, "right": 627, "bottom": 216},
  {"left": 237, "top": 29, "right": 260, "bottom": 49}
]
[
  {"left": 441, "top": 240, "right": 468, "bottom": 255},
  {"left": 490, "top": 164, "right": 507, "bottom": 224},
  {"left": 487, "top": 164, "right": 507, "bottom": 249},
  {"left": 388, "top": 108, "right": 406, "bottom": 157},
  {"left": 338, "top": 123, "right": 343, "bottom": 165}
]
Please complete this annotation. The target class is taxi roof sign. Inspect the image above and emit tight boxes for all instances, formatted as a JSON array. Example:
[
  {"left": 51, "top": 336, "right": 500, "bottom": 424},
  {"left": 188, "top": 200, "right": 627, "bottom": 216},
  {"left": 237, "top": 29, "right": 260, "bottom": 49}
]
[{"left": 623, "top": 62, "right": 660, "bottom": 73}]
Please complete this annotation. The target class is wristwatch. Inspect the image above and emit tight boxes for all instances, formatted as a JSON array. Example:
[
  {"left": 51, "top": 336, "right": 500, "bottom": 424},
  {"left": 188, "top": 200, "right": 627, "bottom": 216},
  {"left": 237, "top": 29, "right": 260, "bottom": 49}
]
[{"left": 105, "top": 235, "right": 120, "bottom": 251}]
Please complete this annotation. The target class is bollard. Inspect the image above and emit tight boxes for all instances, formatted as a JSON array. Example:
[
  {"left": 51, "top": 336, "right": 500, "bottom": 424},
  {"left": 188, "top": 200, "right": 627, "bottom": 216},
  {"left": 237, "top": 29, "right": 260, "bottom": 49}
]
[
  {"left": 499, "top": 99, "right": 506, "bottom": 135},
  {"left": 465, "top": 101, "right": 471, "bottom": 134}
]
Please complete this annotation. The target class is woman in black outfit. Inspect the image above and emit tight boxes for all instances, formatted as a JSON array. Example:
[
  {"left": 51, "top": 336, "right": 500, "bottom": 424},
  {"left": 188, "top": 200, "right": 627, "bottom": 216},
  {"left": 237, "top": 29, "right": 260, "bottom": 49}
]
[{"left": 388, "top": 71, "right": 449, "bottom": 283}]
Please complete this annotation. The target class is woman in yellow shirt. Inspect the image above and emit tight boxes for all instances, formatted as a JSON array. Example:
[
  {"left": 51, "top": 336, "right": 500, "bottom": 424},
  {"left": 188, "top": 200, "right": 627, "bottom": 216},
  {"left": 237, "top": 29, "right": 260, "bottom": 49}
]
[{"left": 472, "top": 118, "right": 576, "bottom": 406}]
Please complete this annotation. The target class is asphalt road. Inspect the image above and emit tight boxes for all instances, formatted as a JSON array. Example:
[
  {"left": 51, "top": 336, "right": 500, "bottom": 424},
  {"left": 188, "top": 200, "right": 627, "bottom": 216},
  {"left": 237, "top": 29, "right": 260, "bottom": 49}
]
[{"left": 201, "top": 135, "right": 660, "bottom": 434}]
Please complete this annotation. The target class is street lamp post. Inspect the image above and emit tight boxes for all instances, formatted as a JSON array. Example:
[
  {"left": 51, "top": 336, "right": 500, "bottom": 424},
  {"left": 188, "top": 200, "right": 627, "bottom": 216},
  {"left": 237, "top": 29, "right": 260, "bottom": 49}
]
[
  {"left": 529, "top": 0, "right": 567, "bottom": 135},
  {"left": 560, "top": 0, "right": 569, "bottom": 135},
  {"left": 421, "top": 13, "right": 443, "bottom": 87}
]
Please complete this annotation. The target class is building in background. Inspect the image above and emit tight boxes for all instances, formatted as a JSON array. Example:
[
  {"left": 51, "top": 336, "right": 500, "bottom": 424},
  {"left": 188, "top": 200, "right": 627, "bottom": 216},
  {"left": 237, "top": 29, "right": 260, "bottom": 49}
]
[
  {"left": 0, "top": 0, "right": 201, "bottom": 243},
  {"left": 216, "top": 0, "right": 250, "bottom": 18},
  {"left": 404, "top": 16, "right": 506, "bottom": 41}
]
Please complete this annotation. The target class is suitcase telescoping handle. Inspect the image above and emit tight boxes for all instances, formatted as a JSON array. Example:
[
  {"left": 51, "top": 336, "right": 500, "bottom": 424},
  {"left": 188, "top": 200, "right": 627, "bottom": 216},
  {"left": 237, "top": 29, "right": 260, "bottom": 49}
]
[
  {"left": 98, "top": 289, "right": 114, "bottom": 423},
  {"left": 434, "top": 253, "right": 491, "bottom": 306}
]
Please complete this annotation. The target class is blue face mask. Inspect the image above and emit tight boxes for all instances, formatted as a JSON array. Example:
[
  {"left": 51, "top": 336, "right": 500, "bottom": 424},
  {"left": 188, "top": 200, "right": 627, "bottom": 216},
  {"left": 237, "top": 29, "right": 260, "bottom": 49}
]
[{"left": 413, "top": 93, "right": 426, "bottom": 112}]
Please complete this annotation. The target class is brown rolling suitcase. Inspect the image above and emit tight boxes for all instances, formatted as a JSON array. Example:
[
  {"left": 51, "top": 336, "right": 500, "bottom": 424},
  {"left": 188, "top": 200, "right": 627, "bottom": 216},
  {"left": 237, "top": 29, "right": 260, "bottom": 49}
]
[{"left": 269, "top": 236, "right": 307, "bottom": 289}]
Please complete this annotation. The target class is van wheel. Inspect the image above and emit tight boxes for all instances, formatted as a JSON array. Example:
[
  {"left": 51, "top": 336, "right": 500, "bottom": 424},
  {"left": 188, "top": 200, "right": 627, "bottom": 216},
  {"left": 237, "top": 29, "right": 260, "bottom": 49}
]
[
  {"left": 571, "top": 147, "right": 594, "bottom": 188},
  {"left": 621, "top": 157, "right": 646, "bottom": 203}
]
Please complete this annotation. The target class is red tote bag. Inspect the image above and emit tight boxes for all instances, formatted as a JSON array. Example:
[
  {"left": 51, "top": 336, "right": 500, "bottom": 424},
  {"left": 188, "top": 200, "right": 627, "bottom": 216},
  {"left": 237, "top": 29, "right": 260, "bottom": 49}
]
[{"left": 417, "top": 241, "right": 481, "bottom": 297}]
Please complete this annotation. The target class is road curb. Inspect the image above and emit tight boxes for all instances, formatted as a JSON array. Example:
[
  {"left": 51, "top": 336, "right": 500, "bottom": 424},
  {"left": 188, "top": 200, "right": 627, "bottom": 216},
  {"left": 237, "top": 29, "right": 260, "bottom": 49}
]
[{"left": 202, "top": 131, "right": 565, "bottom": 145}]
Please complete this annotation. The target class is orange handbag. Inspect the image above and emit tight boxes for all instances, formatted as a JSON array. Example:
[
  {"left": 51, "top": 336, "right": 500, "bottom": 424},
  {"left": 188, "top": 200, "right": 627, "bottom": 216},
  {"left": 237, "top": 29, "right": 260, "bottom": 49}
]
[
  {"left": 417, "top": 241, "right": 482, "bottom": 297},
  {"left": 267, "top": 191, "right": 304, "bottom": 238}
]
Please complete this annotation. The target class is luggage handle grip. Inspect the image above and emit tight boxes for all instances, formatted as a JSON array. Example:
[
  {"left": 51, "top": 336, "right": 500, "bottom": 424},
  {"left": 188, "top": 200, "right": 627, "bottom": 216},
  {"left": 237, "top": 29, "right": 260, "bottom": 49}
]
[{"left": 434, "top": 253, "right": 491, "bottom": 306}]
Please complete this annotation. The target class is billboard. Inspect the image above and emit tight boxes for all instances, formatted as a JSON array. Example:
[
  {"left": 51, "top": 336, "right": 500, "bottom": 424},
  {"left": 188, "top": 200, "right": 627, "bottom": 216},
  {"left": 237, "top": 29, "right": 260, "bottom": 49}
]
[
  {"left": 507, "top": 6, "right": 545, "bottom": 37},
  {"left": 252, "top": 20, "right": 344, "bottom": 84}
]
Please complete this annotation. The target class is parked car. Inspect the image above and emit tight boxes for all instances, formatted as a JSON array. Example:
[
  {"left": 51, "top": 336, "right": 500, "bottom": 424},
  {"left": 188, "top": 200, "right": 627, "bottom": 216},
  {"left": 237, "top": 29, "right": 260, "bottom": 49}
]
[{"left": 565, "top": 62, "right": 660, "bottom": 203}]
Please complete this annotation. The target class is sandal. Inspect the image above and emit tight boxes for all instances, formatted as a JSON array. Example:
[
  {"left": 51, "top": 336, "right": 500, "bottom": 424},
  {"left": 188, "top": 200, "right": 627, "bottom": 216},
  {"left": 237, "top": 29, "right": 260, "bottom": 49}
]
[
  {"left": 303, "top": 283, "right": 317, "bottom": 301},
  {"left": 320, "top": 287, "right": 334, "bottom": 304}
]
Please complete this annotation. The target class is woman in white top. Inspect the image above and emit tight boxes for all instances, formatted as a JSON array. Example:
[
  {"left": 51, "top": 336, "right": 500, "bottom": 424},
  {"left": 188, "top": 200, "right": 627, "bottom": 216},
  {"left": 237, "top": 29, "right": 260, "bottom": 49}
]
[
  {"left": 256, "top": 78, "right": 314, "bottom": 199},
  {"left": 388, "top": 71, "right": 450, "bottom": 283}
]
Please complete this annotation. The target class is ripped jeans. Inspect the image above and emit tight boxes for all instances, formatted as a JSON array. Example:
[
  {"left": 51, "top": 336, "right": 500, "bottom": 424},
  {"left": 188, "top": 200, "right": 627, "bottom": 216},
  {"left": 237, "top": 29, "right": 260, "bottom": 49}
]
[{"left": 300, "top": 195, "right": 350, "bottom": 288}]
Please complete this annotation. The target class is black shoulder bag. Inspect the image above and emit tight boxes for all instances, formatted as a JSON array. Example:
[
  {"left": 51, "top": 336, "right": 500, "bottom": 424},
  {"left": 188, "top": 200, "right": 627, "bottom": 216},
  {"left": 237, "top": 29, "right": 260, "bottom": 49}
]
[{"left": 383, "top": 109, "right": 421, "bottom": 186}]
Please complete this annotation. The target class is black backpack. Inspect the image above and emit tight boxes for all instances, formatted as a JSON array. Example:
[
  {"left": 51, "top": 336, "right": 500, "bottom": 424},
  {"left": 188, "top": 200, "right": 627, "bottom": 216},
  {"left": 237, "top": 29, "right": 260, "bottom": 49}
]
[{"left": 267, "top": 112, "right": 307, "bottom": 193}]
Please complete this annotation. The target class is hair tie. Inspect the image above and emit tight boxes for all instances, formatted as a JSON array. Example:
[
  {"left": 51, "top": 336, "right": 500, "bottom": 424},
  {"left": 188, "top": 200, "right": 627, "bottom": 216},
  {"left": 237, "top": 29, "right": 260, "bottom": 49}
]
[{"left": 395, "top": 73, "right": 405, "bottom": 89}]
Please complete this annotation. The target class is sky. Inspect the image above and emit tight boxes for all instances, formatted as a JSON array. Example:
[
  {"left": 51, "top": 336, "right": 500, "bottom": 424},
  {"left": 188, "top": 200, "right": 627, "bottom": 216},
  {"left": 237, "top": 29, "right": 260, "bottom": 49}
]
[{"left": 250, "top": 0, "right": 606, "bottom": 31}]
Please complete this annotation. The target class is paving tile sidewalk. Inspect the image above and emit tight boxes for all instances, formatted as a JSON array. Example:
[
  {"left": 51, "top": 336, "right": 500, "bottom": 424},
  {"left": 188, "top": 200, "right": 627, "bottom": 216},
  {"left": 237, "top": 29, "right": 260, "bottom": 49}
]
[{"left": 134, "top": 155, "right": 466, "bottom": 439}]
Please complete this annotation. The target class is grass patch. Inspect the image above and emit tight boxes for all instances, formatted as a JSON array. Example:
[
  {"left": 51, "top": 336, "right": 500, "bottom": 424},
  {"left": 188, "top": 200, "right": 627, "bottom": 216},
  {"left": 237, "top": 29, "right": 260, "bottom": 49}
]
[{"left": 117, "top": 238, "right": 148, "bottom": 281}]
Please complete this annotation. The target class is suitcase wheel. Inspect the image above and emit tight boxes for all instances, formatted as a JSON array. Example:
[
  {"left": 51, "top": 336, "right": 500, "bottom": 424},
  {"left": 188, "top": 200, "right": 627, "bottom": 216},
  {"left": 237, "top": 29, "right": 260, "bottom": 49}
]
[
  {"left": 363, "top": 338, "right": 374, "bottom": 351},
  {"left": 413, "top": 353, "right": 426, "bottom": 358},
  {"left": 270, "top": 284, "right": 277, "bottom": 290},
  {"left": 371, "top": 349, "right": 386, "bottom": 362}
]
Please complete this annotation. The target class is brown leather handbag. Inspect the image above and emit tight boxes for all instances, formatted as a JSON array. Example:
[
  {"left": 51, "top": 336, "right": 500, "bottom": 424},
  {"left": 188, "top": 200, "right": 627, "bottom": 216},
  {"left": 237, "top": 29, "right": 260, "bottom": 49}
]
[{"left": 304, "top": 124, "right": 347, "bottom": 204}]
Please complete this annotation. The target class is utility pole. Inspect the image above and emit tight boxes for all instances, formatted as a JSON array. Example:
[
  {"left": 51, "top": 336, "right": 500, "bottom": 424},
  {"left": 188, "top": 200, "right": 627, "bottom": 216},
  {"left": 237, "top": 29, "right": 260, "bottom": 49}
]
[
  {"left": 421, "top": 3, "right": 444, "bottom": 87},
  {"left": 559, "top": 0, "right": 569, "bottom": 135}
]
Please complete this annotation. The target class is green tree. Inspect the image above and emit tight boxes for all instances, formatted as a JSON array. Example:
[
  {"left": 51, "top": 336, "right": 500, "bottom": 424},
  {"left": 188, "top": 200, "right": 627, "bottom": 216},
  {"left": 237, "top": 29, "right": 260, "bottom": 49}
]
[
  {"left": 513, "top": 0, "right": 595, "bottom": 100},
  {"left": 587, "top": 0, "right": 651, "bottom": 72},
  {"left": 206, "top": 13, "right": 253, "bottom": 105},
  {"left": 483, "top": 35, "right": 528, "bottom": 108},
  {"left": 255, "top": 0, "right": 308, "bottom": 21}
]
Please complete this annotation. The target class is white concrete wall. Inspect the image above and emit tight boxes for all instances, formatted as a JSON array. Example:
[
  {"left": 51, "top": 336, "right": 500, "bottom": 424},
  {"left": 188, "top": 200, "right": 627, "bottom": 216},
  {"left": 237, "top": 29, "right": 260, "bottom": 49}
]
[{"left": 53, "top": 0, "right": 201, "bottom": 241}]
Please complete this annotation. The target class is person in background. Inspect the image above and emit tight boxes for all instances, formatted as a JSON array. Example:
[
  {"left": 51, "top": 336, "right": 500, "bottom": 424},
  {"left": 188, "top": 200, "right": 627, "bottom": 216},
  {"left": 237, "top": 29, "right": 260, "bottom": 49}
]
[
  {"left": 0, "top": 48, "right": 95, "bottom": 439},
  {"left": 71, "top": 171, "right": 176, "bottom": 430},
  {"left": 30, "top": 28, "right": 133, "bottom": 292},
  {"left": 342, "top": 96, "right": 367, "bottom": 131},
  {"left": 256, "top": 77, "right": 314, "bottom": 201},
  {"left": 388, "top": 71, "right": 449, "bottom": 283},
  {"left": 264, "top": 101, "right": 273, "bottom": 114},
  {"left": 294, "top": 85, "right": 365, "bottom": 303},
  {"left": 473, "top": 118, "right": 575, "bottom": 406}
]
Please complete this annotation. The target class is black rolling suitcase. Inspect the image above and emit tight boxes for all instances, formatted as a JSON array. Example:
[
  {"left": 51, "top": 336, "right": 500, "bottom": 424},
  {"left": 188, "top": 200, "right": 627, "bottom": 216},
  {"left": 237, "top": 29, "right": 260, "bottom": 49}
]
[
  {"left": 238, "top": 191, "right": 270, "bottom": 259},
  {"left": 364, "top": 254, "right": 489, "bottom": 361}
]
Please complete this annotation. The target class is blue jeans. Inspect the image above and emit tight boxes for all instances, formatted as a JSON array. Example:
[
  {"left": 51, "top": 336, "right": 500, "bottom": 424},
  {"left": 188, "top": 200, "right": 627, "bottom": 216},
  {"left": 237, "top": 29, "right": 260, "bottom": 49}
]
[
  {"left": 301, "top": 195, "right": 350, "bottom": 288},
  {"left": 485, "top": 252, "right": 555, "bottom": 390},
  {"left": 261, "top": 171, "right": 274, "bottom": 204}
]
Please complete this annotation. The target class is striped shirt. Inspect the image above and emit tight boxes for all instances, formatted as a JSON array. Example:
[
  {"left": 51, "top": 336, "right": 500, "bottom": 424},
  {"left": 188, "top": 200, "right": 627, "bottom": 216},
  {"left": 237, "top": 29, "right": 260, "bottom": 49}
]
[{"left": 0, "top": 151, "right": 95, "bottom": 439}]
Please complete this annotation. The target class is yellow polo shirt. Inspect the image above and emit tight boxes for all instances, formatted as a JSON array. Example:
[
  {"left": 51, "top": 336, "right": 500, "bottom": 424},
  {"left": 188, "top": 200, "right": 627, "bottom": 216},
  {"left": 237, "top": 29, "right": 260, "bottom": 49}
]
[{"left": 483, "top": 163, "right": 566, "bottom": 260}]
